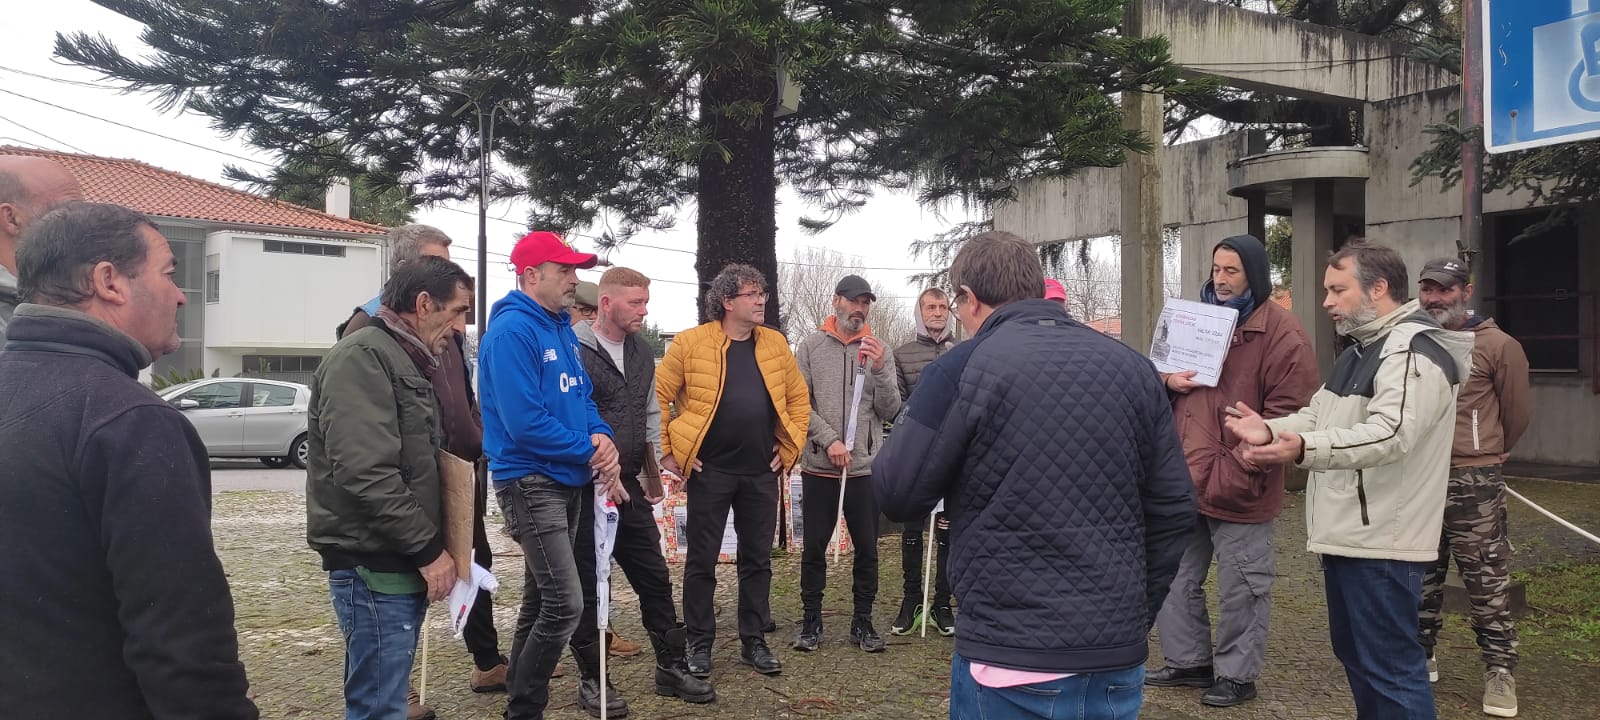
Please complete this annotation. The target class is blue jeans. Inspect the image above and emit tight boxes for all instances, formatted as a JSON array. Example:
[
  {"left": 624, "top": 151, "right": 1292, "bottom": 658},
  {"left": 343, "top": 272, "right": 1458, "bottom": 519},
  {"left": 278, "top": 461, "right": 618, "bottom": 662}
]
[
  {"left": 328, "top": 569, "right": 427, "bottom": 720},
  {"left": 949, "top": 654, "right": 1143, "bottom": 720},
  {"left": 497, "top": 475, "right": 584, "bottom": 720},
  {"left": 1323, "top": 555, "right": 1437, "bottom": 720}
]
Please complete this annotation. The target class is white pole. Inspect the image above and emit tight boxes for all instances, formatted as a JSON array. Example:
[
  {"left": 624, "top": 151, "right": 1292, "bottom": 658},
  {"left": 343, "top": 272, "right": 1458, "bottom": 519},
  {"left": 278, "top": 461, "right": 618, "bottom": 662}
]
[
  {"left": 599, "top": 618, "right": 608, "bottom": 720},
  {"left": 419, "top": 608, "right": 429, "bottom": 706},
  {"left": 1506, "top": 486, "right": 1600, "bottom": 545},
  {"left": 920, "top": 513, "right": 936, "bottom": 637},
  {"left": 838, "top": 467, "right": 851, "bottom": 569}
]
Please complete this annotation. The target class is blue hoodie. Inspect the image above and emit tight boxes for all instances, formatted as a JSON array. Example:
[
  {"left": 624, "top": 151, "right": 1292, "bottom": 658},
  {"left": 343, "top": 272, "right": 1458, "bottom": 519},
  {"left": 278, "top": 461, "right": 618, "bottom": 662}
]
[{"left": 479, "top": 290, "right": 612, "bottom": 488}]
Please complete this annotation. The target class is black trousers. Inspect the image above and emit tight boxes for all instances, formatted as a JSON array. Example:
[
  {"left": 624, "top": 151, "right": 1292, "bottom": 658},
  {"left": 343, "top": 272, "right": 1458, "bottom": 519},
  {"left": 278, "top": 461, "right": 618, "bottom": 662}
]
[
  {"left": 570, "top": 475, "right": 678, "bottom": 650},
  {"left": 462, "top": 463, "right": 503, "bottom": 671},
  {"left": 799, "top": 471, "right": 879, "bottom": 618},
  {"left": 682, "top": 466, "right": 778, "bottom": 647},
  {"left": 900, "top": 511, "right": 951, "bottom": 608}
]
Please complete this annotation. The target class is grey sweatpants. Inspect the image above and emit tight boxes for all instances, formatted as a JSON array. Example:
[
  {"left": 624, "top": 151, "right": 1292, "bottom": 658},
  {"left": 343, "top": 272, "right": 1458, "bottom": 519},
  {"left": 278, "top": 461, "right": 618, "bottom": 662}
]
[{"left": 1154, "top": 515, "right": 1276, "bottom": 683}]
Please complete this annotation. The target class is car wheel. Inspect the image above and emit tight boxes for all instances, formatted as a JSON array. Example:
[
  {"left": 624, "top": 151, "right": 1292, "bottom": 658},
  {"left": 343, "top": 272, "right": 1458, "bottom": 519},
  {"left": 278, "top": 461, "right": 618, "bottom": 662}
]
[
  {"left": 290, "top": 434, "right": 310, "bottom": 469},
  {"left": 261, "top": 457, "right": 290, "bottom": 469}
]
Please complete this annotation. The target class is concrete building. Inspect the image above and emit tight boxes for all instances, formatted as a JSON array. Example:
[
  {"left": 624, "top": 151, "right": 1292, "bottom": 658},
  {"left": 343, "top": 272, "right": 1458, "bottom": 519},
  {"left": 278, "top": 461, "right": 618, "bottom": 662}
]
[
  {"left": 994, "top": 0, "right": 1600, "bottom": 467},
  {"left": 1, "top": 146, "right": 387, "bottom": 385}
]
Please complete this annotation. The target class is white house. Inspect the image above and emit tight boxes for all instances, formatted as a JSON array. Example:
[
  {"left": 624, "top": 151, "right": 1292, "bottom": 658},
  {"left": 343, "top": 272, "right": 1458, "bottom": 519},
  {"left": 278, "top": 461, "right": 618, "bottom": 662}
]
[{"left": 1, "top": 146, "right": 387, "bottom": 385}]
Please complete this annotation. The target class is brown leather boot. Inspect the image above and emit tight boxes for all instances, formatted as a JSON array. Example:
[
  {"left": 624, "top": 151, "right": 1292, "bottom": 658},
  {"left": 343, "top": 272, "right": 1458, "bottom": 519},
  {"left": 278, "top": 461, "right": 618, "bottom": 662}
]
[
  {"left": 607, "top": 628, "right": 643, "bottom": 658},
  {"left": 470, "top": 661, "right": 509, "bottom": 693},
  {"left": 405, "top": 686, "right": 436, "bottom": 720}
]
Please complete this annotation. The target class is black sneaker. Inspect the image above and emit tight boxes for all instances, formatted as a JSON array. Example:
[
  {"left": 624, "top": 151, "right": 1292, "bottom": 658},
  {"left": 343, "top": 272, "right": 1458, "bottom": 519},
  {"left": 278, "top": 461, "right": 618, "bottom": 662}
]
[
  {"left": 850, "top": 618, "right": 886, "bottom": 653},
  {"left": 890, "top": 599, "right": 922, "bottom": 636},
  {"left": 792, "top": 615, "right": 822, "bottom": 652},
  {"left": 1201, "top": 678, "right": 1257, "bottom": 707},
  {"left": 739, "top": 639, "right": 782, "bottom": 675},
  {"left": 1145, "top": 664, "right": 1214, "bottom": 688},
  {"left": 685, "top": 643, "right": 712, "bottom": 678},
  {"left": 931, "top": 606, "right": 956, "bottom": 637}
]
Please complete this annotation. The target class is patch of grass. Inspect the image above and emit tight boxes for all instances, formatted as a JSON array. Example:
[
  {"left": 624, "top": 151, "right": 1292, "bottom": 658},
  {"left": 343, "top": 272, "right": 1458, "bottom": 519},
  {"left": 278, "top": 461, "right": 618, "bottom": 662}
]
[{"left": 1514, "top": 562, "right": 1600, "bottom": 663}]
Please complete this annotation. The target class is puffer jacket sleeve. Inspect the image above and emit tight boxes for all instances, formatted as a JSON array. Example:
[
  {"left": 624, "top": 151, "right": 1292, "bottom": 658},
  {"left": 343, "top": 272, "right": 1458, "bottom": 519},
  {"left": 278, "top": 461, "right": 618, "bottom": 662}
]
[
  {"left": 873, "top": 352, "right": 969, "bottom": 523},
  {"left": 1297, "top": 350, "right": 1453, "bottom": 472},
  {"left": 654, "top": 332, "right": 689, "bottom": 463},
  {"left": 780, "top": 344, "right": 812, "bottom": 471},
  {"left": 1136, "top": 374, "right": 1198, "bottom": 629}
]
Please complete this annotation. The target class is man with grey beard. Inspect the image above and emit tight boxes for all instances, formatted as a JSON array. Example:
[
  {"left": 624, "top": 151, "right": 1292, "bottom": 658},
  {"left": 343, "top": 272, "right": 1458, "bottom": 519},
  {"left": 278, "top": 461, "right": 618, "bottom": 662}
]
[
  {"left": 793, "top": 274, "right": 900, "bottom": 655},
  {"left": 1413, "top": 257, "right": 1530, "bottom": 718},
  {"left": 1225, "top": 241, "right": 1472, "bottom": 720}
]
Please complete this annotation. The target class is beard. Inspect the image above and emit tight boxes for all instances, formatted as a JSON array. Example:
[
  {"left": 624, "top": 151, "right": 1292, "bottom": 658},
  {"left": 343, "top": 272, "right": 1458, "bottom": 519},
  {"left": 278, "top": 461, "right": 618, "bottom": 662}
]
[
  {"left": 1334, "top": 296, "right": 1380, "bottom": 336},
  {"left": 1425, "top": 299, "right": 1469, "bottom": 329},
  {"left": 836, "top": 307, "right": 865, "bottom": 333}
]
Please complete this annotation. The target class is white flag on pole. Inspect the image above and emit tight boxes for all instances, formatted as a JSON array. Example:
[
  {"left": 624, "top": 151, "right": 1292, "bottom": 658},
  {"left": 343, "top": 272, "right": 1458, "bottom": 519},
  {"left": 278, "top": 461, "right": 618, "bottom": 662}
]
[{"left": 594, "top": 489, "right": 621, "bottom": 631}]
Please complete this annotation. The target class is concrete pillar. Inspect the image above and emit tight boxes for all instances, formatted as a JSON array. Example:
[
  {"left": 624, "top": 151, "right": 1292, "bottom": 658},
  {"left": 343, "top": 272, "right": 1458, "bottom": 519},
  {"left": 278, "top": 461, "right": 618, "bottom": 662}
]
[
  {"left": 1292, "top": 179, "right": 1338, "bottom": 374},
  {"left": 1247, "top": 193, "right": 1267, "bottom": 241},
  {"left": 1119, "top": 0, "right": 1164, "bottom": 352}
]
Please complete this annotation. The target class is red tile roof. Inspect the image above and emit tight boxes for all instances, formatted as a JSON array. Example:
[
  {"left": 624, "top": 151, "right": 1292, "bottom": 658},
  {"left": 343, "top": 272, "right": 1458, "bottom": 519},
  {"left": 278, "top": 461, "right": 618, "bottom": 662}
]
[{"left": 0, "top": 146, "right": 386, "bottom": 237}]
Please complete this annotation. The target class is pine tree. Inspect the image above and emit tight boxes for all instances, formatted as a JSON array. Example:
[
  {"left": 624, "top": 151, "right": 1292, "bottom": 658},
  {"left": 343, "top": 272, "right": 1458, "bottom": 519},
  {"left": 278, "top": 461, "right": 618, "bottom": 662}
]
[{"left": 58, "top": 0, "right": 1199, "bottom": 320}]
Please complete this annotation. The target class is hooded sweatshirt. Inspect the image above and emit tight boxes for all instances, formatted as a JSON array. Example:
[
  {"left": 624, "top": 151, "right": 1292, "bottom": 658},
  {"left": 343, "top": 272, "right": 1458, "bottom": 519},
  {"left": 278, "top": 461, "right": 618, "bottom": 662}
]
[
  {"left": 894, "top": 309, "right": 956, "bottom": 399},
  {"left": 1202, "top": 234, "right": 1271, "bottom": 320},
  {"left": 478, "top": 290, "right": 612, "bottom": 488}
]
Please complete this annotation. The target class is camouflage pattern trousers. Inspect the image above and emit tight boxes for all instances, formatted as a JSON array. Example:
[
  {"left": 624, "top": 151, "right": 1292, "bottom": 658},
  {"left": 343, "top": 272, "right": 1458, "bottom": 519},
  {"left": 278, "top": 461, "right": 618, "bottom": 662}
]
[{"left": 1417, "top": 464, "right": 1519, "bottom": 670}]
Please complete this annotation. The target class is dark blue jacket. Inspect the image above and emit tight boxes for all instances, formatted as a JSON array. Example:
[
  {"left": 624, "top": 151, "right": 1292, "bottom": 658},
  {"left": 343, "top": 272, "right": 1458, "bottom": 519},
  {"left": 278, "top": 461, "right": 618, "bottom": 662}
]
[
  {"left": 479, "top": 290, "right": 611, "bottom": 488},
  {"left": 873, "top": 299, "right": 1195, "bottom": 674}
]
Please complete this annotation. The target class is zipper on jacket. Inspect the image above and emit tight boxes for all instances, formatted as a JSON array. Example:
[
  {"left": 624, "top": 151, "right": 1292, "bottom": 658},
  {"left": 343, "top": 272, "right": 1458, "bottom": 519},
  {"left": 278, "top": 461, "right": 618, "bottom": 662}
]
[
  {"left": 1471, "top": 409, "right": 1481, "bottom": 451},
  {"left": 685, "top": 333, "right": 730, "bottom": 466},
  {"left": 1355, "top": 470, "right": 1371, "bottom": 526}
]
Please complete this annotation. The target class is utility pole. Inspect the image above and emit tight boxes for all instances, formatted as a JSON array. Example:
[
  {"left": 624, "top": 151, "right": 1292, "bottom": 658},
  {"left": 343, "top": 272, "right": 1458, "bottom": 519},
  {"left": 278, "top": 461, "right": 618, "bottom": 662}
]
[{"left": 1461, "top": 0, "right": 1485, "bottom": 272}]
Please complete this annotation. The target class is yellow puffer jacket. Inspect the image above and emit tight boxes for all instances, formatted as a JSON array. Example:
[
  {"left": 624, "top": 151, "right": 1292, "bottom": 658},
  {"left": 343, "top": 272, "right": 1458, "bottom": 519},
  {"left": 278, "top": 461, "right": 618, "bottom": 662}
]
[{"left": 655, "top": 320, "right": 810, "bottom": 473}]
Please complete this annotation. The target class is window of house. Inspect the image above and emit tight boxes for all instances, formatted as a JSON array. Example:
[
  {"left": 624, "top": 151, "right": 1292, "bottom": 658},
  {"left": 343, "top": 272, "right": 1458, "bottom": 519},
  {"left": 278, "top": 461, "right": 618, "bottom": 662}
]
[
  {"left": 262, "top": 239, "right": 346, "bottom": 258},
  {"left": 243, "top": 355, "right": 323, "bottom": 374},
  {"left": 205, "top": 254, "right": 221, "bottom": 304},
  {"left": 1494, "top": 212, "right": 1581, "bottom": 372}
]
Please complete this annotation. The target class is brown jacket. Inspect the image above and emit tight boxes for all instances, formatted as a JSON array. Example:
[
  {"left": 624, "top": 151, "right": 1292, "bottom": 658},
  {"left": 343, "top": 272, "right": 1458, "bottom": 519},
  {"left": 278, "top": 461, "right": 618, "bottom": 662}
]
[
  {"left": 1451, "top": 317, "right": 1530, "bottom": 468},
  {"left": 1168, "top": 300, "right": 1320, "bottom": 523},
  {"left": 343, "top": 308, "right": 483, "bottom": 462}
]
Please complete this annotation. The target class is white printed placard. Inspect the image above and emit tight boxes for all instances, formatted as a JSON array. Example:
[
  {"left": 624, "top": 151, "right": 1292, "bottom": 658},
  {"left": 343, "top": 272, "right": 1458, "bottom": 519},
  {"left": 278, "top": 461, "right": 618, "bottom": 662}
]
[{"left": 1148, "top": 298, "right": 1238, "bottom": 387}]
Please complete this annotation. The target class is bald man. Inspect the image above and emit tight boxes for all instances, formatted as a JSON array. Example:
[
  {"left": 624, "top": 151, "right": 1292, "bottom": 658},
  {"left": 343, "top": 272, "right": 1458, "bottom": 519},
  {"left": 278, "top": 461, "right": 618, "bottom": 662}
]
[{"left": 1, "top": 156, "right": 85, "bottom": 342}]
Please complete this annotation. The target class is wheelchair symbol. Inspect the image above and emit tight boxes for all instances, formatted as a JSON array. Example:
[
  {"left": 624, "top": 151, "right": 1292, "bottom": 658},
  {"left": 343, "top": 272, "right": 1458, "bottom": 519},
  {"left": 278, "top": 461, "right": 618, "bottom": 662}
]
[{"left": 1575, "top": 22, "right": 1600, "bottom": 112}]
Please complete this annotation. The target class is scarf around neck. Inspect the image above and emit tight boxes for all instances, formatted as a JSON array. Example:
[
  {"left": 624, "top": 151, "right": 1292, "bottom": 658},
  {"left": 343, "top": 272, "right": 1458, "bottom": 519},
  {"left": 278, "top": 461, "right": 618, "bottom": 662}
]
[{"left": 375, "top": 306, "right": 441, "bottom": 377}]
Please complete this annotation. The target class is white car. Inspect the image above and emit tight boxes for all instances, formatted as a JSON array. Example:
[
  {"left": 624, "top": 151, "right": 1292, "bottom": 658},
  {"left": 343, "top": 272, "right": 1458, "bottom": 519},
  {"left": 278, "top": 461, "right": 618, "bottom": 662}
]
[{"left": 161, "top": 377, "right": 310, "bottom": 469}]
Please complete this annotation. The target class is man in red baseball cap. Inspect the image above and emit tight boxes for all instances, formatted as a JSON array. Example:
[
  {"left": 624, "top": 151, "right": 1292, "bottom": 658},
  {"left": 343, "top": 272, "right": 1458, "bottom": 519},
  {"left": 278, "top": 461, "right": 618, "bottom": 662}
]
[{"left": 480, "top": 230, "right": 617, "bottom": 720}]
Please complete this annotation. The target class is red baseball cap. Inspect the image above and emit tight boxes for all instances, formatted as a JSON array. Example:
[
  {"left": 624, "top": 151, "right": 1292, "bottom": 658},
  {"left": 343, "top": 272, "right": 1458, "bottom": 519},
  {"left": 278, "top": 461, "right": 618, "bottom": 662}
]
[
  {"left": 510, "top": 231, "right": 598, "bottom": 273},
  {"left": 1043, "top": 278, "right": 1068, "bottom": 302}
]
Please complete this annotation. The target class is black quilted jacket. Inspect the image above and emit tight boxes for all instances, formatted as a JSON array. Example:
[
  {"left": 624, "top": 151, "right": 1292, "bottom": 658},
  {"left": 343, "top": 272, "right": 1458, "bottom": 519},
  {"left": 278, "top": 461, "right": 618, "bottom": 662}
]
[{"left": 873, "top": 299, "right": 1195, "bottom": 674}]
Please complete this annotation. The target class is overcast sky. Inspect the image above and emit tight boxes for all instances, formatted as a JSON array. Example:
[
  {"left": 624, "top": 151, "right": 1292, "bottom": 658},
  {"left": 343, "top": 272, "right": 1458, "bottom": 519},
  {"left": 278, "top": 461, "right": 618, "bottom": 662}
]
[{"left": 2, "top": 1, "right": 976, "bottom": 333}]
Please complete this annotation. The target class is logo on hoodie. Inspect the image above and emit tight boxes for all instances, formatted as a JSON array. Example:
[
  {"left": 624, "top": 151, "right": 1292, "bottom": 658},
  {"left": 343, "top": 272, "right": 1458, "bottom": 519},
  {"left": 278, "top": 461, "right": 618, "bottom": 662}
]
[{"left": 542, "top": 348, "right": 558, "bottom": 363}]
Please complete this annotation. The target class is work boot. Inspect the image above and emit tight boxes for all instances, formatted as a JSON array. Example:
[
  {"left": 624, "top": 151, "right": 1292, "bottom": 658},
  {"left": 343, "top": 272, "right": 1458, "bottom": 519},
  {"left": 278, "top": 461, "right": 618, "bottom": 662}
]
[
  {"left": 1145, "top": 664, "right": 1214, "bottom": 688},
  {"left": 608, "top": 628, "right": 643, "bottom": 658},
  {"left": 405, "top": 687, "right": 436, "bottom": 720},
  {"left": 1201, "top": 678, "right": 1257, "bottom": 707},
  {"left": 572, "top": 640, "right": 629, "bottom": 718},
  {"left": 1427, "top": 654, "right": 1439, "bottom": 683},
  {"left": 740, "top": 638, "right": 783, "bottom": 675},
  {"left": 931, "top": 605, "right": 956, "bottom": 637},
  {"left": 685, "top": 641, "right": 713, "bottom": 678},
  {"left": 851, "top": 616, "right": 886, "bottom": 653},
  {"left": 890, "top": 597, "right": 922, "bottom": 636},
  {"left": 1484, "top": 667, "right": 1518, "bottom": 718},
  {"left": 650, "top": 625, "right": 716, "bottom": 703},
  {"left": 470, "top": 657, "right": 509, "bottom": 693},
  {"left": 792, "top": 613, "right": 822, "bottom": 652}
]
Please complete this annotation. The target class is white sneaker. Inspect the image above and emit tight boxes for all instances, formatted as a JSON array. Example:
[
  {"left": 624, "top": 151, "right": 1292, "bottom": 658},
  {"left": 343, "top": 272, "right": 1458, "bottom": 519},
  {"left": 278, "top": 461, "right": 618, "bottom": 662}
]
[
  {"left": 1483, "top": 667, "right": 1517, "bottom": 718},
  {"left": 1426, "top": 654, "right": 1438, "bottom": 683}
]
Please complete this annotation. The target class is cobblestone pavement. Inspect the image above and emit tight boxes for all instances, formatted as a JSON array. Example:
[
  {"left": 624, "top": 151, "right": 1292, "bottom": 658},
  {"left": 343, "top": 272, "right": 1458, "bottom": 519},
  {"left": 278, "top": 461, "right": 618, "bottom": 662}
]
[{"left": 223, "top": 476, "right": 1600, "bottom": 719}]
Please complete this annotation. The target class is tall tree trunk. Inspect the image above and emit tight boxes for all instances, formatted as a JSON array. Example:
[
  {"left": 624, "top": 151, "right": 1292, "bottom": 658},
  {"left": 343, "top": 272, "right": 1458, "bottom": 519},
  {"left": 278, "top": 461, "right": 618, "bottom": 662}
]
[{"left": 695, "top": 67, "right": 780, "bottom": 326}]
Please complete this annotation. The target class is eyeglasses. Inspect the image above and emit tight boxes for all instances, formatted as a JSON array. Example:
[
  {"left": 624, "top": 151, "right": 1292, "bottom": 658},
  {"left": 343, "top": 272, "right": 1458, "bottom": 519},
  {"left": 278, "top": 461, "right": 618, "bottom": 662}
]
[
  {"left": 576, "top": 306, "right": 598, "bottom": 318},
  {"left": 951, "top": 289, "right": 969, "bottom": 308},
  {"left": 731, "top": 291, "right": 769, "bottom": 301}
]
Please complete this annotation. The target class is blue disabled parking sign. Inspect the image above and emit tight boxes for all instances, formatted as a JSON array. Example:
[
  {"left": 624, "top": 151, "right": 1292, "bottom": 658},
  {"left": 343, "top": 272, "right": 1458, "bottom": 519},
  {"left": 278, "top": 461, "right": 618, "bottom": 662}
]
[{"left": 1485, "top": 0, "right": 1600, "bottom": 152}]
